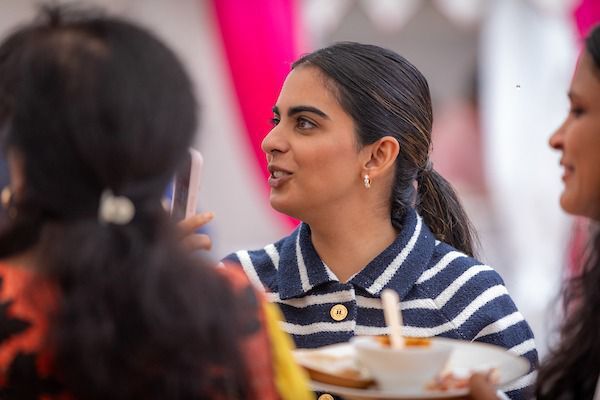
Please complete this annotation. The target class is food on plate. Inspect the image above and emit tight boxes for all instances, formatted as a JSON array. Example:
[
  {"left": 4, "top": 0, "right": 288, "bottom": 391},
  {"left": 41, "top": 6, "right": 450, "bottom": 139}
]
[
  {"left": 301, "top": 352, "right": 365, "bottom": 381},
  {"left": 299, "top": 337, "right": 528, "bottom": 396},
  {"left": 426, "top": 367, "right": 500, "bottom": 392},
  {"left": 293, "top": 345, "right": 374, "bottom": 388},
  {"left": 374, "top": 335, "right": 432, "bottom": 347},
  {"left": 294, "top": 336, "right": 437, "bottom": 389}
]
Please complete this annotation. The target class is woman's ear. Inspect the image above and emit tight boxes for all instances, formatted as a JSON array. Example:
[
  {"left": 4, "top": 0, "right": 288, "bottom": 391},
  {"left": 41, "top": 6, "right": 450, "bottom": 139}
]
[{"left": 361, "top": 136, "right": 399, "bottom": 178}]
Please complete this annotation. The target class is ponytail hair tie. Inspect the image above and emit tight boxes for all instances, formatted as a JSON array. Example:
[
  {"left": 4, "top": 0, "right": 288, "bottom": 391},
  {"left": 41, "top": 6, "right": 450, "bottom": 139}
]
[
  {"left": 98, "top": 189, "right": 135, "bottom": 225},
  {"left": 424, "top": 160, "right": 433, "bottom": 173},
  {"left": 418, "top": 160, "right": 434, "bottom": 180}
]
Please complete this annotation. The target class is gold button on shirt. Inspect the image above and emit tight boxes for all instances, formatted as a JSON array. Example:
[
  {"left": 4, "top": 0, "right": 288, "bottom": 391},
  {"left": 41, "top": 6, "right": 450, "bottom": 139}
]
[
  {"left": 329, "top": 304, "right": 348, "bottom": 321},
  {"left": 318, "top": 394, "right": 334, "bottom": 400}
]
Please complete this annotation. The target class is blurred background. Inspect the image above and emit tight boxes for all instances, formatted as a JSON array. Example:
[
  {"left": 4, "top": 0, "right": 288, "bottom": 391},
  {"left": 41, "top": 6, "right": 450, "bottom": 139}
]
[{"left": 1, "top": 0, "right": 598, "bottom": 357}]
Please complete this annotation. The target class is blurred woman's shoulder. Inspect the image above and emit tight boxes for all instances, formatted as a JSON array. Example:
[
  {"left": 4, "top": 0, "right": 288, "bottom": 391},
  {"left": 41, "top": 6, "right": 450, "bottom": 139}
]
[{"left": 216, "top": 260, "right": 313, "bottom": 400}]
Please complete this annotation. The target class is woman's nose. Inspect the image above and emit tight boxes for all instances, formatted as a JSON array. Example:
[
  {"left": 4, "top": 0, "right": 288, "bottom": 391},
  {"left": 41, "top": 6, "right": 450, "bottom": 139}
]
[
  {"left": 261, "top": 124, "right": 287, "bottom": 155},
  {"left": 549, "top": 122, "right": 565, "bottom": 151}
]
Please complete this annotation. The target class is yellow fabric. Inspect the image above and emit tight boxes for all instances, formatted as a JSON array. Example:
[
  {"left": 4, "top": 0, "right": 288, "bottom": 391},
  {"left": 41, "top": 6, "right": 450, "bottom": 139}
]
[{"left": 263, "top": 302, "right": 315, "bottom": 400}]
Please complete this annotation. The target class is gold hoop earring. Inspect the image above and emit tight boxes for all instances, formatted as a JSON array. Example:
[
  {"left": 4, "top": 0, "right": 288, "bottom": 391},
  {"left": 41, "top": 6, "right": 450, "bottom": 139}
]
[{"left": 363, "top": 174, "right": 371, "bottom": 189}]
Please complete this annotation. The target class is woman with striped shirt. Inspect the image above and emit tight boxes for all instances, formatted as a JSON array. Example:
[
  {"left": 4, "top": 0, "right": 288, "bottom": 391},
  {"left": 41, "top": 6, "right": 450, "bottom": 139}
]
[{"left": 225, "top": 42, "right": 537, "bottom": 399}]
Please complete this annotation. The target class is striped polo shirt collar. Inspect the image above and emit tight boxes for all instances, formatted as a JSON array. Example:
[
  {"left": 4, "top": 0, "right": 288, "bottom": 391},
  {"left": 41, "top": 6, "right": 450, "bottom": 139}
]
[
  {"left": 350, "top": 209, "right": 436, "bottom": 298},
  {"left": 277, "top": 223, "right": 338, "bottom": 299},
  {"left": 277, "top": 208, "right": 435, "bottom": 300}
]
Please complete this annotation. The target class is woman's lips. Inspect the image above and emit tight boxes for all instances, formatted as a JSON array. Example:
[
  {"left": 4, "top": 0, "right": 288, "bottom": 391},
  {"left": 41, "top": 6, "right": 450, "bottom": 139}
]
[
  {"left": 268, "top": 169, "right": 292, "bottom": 188},
  {"left": 561, "top": 164, "right": 574, "bottom": 182}
]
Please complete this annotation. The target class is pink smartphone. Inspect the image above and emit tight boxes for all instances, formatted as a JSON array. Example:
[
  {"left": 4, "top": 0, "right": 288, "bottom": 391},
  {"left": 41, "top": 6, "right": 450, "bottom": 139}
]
[{"left": 170, "top": 148, "right": 203, "bottom": 221}]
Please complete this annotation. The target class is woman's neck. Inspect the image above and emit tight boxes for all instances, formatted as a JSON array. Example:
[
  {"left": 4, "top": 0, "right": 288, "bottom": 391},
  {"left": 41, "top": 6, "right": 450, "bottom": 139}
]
[{"left": 307, "top": 209, "right": 397, "bottom": 283}]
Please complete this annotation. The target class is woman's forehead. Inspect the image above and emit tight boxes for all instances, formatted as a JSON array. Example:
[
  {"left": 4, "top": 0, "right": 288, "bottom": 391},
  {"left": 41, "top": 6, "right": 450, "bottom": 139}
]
[
  {"left": 277, "top": 66, "right": 340, "bottom": 110},
  {"left": 572, "top": 52, "right": 600, "bottom": 91}
]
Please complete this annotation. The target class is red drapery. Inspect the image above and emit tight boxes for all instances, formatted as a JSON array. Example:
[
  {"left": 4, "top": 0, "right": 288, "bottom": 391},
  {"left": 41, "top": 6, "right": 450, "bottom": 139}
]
[
  {"left": 211, "top": 0, "right": 302, "bottom": 230},
  {"left": 574, "top": 0, "right": 600, "bottom": 38}
]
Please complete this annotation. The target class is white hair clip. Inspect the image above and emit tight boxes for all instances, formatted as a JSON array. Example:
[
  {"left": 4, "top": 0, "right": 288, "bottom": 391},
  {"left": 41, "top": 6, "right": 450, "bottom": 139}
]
[{"left": 98, "top": 189, "right": 135, "bottom": 225}]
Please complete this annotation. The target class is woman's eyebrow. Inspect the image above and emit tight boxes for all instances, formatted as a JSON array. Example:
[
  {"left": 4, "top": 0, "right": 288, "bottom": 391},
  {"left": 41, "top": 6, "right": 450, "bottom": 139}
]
[
  {"left": 288, "top": 105, "right": 329, "bottom": 119},
  {"left": 271, "top": 105, "right": 329, "bottom": 119}
]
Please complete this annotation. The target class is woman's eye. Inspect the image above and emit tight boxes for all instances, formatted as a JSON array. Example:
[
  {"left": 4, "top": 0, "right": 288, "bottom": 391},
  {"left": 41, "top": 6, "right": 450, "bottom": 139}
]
[
  {"left": 569, "top": 107, "right": 584, "bottom": 117},
  {"left": 270, "top": 116, "right": 280, "bottom": 126},
  {"left": 297, "top": 117, "right": 316, "bottom": 130}
]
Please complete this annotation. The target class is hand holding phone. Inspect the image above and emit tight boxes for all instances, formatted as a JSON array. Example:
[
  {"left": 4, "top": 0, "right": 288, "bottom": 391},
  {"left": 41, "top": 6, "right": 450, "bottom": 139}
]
[{"left": 170, "top": 148, "right": 203, "bottom": 222}]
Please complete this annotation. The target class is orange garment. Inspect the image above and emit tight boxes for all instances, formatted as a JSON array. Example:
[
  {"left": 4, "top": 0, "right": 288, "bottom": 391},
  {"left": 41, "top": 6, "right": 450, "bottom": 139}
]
[
  {"left": 0, "top": 264, "right": 65, "bottom": 399},
  {"left": 0, "top": 263, "right": 280, "bottom": 399},
  {"left": 216, "top": 266, "right": 281, "bottom": 399}
]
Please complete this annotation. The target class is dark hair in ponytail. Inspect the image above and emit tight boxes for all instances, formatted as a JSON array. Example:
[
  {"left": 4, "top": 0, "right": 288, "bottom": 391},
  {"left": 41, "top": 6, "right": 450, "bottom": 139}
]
[
  {"left": 536, "top": 24, "right": 600, "bottom": 400},
  {"left": 293, "top": 42, "right": 476, "bottom": 256},
  {"left": 0, "top": 5, "right": 251, "bottom": 398}
]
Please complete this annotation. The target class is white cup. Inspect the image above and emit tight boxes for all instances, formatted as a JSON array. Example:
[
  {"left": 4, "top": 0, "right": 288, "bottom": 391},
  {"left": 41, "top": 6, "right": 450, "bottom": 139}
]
[{"left": 352, "top": 336, "right": 453, "bottom": 392}]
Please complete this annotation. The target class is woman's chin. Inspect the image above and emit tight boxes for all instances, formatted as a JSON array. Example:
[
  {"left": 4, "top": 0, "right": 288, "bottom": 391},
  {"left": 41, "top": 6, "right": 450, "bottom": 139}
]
[
  {"left": 269, "top": 199, "right": 297, "bottom": 219},
  {"left": 559, "top": 192, "right": 592, "bottom": 219},
  {"left": 559, "top": 193, "right": 574, "bottom": 215}
]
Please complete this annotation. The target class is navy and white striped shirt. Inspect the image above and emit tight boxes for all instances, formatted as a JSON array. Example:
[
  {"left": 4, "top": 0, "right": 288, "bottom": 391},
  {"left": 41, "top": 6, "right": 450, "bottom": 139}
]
[{"left": 224, "top": 209, "right": 538, "bottom": 399}]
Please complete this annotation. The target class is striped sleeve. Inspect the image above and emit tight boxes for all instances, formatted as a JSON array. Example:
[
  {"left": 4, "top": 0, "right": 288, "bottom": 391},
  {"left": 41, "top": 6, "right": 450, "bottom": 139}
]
[{"left": 416, "top": 247, "right": 538, "bottom": 400}]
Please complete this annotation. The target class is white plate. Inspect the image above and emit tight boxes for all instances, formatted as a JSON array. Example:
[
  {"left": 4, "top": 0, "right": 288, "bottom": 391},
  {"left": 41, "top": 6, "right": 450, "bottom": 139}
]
[{"left": 295, "top": 337, "right": 530, "bottom": 399}]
